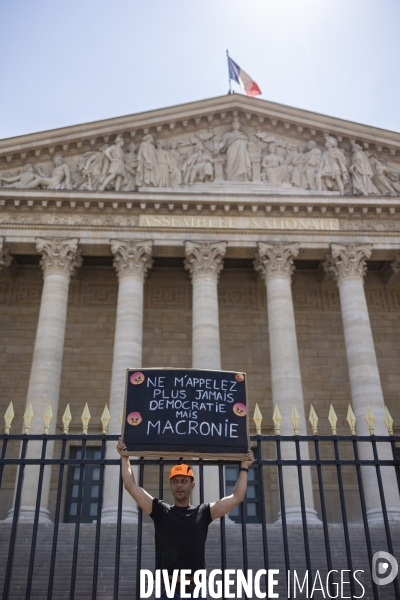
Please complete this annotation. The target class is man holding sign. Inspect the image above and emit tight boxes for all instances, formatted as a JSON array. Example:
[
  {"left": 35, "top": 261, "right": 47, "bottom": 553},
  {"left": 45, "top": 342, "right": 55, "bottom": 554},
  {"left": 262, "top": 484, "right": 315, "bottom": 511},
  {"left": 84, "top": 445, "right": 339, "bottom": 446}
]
[{"left": 117, "top": 439, "right": 254, "bottom": 598}]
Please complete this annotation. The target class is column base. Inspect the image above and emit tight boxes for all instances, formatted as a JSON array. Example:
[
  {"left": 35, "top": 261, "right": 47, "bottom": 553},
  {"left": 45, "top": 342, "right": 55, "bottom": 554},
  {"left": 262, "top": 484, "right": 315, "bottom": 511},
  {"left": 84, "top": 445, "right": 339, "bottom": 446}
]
[
  {"left": 276, "top": 507, "right": 321, "bottom": 525},
  {"left": 367, "top": 507, "right": 400, "bottom": 525},
  {"left": 101, "top": 506, "right": 138, "bottom": 523},
  {"left": 4, "top": 505, "right": 52, "bottom": 524}
]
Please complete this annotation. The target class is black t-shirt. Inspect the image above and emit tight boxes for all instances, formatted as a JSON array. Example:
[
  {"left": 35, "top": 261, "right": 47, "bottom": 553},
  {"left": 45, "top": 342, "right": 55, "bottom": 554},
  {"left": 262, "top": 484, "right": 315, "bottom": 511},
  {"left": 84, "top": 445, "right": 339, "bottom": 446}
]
[{"left": 150, "top": 498, "right": 212, "bottom": 575}]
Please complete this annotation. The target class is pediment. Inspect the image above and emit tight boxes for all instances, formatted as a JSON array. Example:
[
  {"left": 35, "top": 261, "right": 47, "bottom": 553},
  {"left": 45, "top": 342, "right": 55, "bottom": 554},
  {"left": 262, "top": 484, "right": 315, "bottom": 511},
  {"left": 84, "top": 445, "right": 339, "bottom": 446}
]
[{"left": 1, "top": 95, "right": 400, "bottom": 197}]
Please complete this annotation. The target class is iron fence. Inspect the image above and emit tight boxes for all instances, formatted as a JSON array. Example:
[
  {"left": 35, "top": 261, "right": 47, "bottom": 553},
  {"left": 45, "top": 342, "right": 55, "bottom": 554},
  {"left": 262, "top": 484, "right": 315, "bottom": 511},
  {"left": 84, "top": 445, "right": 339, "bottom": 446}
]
[{"left": 0, "top": 432, "right": 400, "bottom": 599}]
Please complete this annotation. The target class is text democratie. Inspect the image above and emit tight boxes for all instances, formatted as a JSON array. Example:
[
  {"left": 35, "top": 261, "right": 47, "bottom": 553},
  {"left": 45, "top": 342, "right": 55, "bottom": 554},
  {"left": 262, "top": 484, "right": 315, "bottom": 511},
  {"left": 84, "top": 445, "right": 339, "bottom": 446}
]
[{"left": 140, "top": 568, "right": 366, "bottom": 598}]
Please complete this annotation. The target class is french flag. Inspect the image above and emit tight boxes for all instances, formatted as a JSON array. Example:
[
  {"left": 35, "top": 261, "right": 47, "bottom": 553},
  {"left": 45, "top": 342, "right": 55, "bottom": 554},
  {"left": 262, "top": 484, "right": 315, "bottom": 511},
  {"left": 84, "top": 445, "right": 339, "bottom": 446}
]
[{"left": 228, "top": 55, "right": 261, "bottom": 97}]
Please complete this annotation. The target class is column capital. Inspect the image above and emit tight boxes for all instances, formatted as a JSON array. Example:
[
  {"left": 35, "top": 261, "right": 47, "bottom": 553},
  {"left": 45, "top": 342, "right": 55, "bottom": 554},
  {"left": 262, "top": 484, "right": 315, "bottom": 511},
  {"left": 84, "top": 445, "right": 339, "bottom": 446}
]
[
  {"left": 323, "top": 243, "right": 372, "bottom": 283},
  {"left": 254, "top": 241, "right": 299, "bottom": 282},
  {"left": 110, "top": 239, "right": 154, "bottom": 281},
  {"left": 391, "top": 253, "right": 400, "bottom": 275},
  {"left": 184, "top": 240, "right": 227, "bottom": 281},
  {"left": 0, "top": 237, "right": 13, "bottom": 271},
  {"left": 36, "top": 237, "right": 82, "bottom": 278}
]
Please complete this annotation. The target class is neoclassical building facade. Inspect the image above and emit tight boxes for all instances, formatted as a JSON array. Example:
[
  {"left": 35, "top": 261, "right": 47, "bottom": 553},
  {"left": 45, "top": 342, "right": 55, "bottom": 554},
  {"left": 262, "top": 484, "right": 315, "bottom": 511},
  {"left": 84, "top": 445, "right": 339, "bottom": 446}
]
[{"left": 0, "top": 94, "right": 399, "bottom": 525}]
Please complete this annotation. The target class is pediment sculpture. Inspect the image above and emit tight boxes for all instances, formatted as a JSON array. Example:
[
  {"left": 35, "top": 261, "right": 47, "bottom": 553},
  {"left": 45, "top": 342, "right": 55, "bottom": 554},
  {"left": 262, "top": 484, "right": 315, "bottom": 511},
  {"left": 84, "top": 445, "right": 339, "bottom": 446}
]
[{"left": 1, "top": 119, "right": 400, "bottom": 196}]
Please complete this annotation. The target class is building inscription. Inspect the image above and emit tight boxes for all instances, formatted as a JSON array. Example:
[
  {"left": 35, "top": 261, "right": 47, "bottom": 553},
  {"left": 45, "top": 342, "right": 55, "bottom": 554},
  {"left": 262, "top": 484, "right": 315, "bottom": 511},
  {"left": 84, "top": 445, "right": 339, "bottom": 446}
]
[{"left": 139, "top": 215, "right": 340, "bottom": 231}]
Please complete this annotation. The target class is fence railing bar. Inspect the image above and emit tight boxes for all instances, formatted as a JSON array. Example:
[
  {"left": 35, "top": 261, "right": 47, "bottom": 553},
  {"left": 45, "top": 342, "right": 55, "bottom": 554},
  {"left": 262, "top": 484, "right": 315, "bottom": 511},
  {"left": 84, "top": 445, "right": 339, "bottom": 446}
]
[
  {"left": 69, "top": 438, "right": 87, "bottom": 600},
  {"left": 295, "top": 438, "right": 313, "bottom": 598},
  {"left": 313, "top": 438, "right": 335, "bottom": 598},
  {"left": 218, "top": 462, "right": 227, "bottom": 598},
  {"left": 256, "top": 438, "right": 270, "bottom": 594},
  {"left": 47, "top": 437, "right": 67, "bottom": 600},
  {"left": 25, "top": 437, "right": 48, "bottom": 600},
  {"left": 2, "top": 437, "right": 28, "bottom": 600},
  {"left": 333, "top": 438, "right": 356, "bottom": 598},
  {"left": 134, "top": 460, "right": 144, "bottom": 600},
  {"left": 115, "top": 463, "right": 124, "bottom": 600},
  {"left": 371, "top": 438, "right": 400, "bottom": 600},
  {"left": 352, "top": 439, "right": 379, "bottom": 600},
  {"left": 199, "top": 459, "right": 204, "bottom": 505},
  {"left": 239, "top": 486, "right": 249, "bottom": 599},
  {"left": 390, "top": 439, "right": 400, "bottom": 499},
  {"left": 91, "top": 435, "right": 106, "bottom": 600},
  {"left": 276, "top": 438, "right": 291, "bottom": 598},
  {"left": 0, "top": 436, "right": 9, "bottom": 489}
]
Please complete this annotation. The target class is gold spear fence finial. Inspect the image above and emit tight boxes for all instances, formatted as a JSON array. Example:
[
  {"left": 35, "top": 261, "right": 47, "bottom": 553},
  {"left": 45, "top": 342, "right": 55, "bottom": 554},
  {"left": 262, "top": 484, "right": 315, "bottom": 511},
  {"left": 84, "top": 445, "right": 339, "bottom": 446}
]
[
  {"left": 81, "top": 403, "right": 91, "bottom": 435},
  {"left": 291, "top": 404, "right": 300, "bottom": 435},
  {"left": 328, "top": 404, "right": 338, "bottom": 435},
  {"left": 62, "top": 404, "right": 72, "bottom": 434},
  {"left": 272, "top": 403, "right": 282, "bottom": 435},
  {"left": 42, "top": 403, "right": 53, "bottom": 435},
  {"left": 4, "top": 401, "right": 15, "bottom": 434},
  {"left": 384, "top": 406, "right": 394, "bottom": 435},
  {"left": 101, "top": 404, "right": 111, "bottom": 434},
  {"left": 23, "top": 402, "right": 34, "bottom": 434},
  {"left": 347, "top": 405, "right": 356, "bottom": 435},
  {"left": 253, "top": 403, "right": 263, "bottom": 435},
  {"left": 365, "top": 405, "right": 375, "bottom": 435},
  {"left": 309, "top": 405, "right": 318, "bottom": 435}
]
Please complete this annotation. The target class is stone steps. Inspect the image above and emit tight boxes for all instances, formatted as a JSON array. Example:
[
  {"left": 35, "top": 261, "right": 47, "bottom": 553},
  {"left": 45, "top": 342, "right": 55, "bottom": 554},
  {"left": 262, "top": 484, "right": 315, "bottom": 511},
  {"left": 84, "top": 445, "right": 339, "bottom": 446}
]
[{"left": 0, "top": 522, "right": 399, "bottom": 598}]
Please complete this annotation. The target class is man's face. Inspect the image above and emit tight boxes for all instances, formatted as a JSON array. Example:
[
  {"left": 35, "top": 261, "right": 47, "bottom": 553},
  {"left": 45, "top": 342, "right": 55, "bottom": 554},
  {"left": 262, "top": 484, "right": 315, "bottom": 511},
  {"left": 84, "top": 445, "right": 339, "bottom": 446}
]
[{"left": 170, "top": 476, "right": 195, "bottom": 503}]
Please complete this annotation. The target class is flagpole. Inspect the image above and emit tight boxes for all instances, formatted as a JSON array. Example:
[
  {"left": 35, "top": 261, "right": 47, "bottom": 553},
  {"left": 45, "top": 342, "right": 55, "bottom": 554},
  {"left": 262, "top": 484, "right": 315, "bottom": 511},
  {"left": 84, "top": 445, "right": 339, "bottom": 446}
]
[{"left": 226, "top": 49, "right": 232, "bottom": 94}]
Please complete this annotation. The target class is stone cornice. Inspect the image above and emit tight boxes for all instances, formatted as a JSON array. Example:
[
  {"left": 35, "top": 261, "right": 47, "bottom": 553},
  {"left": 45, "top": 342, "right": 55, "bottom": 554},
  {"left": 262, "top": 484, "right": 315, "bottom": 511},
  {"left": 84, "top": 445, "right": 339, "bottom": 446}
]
[
  {"left": 1, "top": 94, "right": 400, "bottom": 165},
  {"left": 0, "top": 187, "right": 399, "bottom": 218}
]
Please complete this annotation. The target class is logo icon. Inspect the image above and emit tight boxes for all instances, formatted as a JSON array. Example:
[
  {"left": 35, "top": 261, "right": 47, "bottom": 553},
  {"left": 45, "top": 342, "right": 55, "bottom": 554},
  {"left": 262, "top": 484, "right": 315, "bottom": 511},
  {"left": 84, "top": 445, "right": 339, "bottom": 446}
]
[{"left": 372, "top": 551, "right": 398, "bottom": 586}]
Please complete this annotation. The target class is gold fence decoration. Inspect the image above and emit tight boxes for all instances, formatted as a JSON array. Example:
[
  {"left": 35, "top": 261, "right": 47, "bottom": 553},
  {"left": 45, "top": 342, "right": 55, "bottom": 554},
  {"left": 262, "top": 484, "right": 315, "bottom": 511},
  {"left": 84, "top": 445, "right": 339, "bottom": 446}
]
[
  {"left": 4, "top": 401, "right": 14, "bottom": 434},
  {"left": 43, "top": 403, "right": 53, "bottom": 434},
  {"left": 101, "top": 404, "right": 111, "bottom": 434},
  {"left": 1, "top": 402, "right": 398, "bottom": 437},
  {"left": 81, "top": 403, "right": 91, "bottom": 434}
]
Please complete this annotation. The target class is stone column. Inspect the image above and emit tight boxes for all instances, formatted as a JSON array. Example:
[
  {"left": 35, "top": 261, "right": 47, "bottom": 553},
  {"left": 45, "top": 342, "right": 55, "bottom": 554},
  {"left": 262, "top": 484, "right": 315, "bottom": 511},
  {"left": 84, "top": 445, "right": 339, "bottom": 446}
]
[
  {"left": 184, "top": 241, "right": 227, "bottom": 505},
  {"left": 101, "top": 239, "right": 153, "bottom": 523},
  {"left": 0, "top": 237, "right": 13, "bottom": 270},
  {"left": 324, "top": 243, "right": 400, "bottom": 523},
  {"left": 255, "top": 242, "right": 319, "bottom": 524},
  {"left": 9, "top": 238, "right": 81, "bottom": 522}
]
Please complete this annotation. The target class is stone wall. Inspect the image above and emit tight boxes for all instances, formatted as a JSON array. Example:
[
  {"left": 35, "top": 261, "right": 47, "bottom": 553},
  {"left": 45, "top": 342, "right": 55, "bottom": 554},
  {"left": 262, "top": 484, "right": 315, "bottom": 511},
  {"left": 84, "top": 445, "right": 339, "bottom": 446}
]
[{"left": 0, "top": 264, "right": 399, "bottom": 522}]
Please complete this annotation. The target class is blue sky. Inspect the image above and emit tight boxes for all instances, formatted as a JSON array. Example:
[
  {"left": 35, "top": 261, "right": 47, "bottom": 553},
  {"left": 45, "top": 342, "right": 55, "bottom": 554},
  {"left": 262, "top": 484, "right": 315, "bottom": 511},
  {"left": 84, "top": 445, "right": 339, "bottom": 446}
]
[{"left": 1, "top": 0, "right": 399, "bottom": 139}]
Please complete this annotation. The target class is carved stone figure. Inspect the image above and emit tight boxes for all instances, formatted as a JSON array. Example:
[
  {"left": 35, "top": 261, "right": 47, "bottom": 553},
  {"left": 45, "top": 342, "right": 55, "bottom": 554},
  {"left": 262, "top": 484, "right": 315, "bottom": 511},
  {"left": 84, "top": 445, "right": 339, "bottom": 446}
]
[
  {"left": 368, "top": 154, "right": 400, "bottom": 196},
  {"left": 290, "top": 145, "right": 306, "bottom": 188},
  {"left": 136, "top": 134, "right": 159, "bottom": 187},
  {"left": 183, "top": 143, "right": 214, "bottom": 185},
  {"left": 75, "top": 145, "right": 107, "bottom": 190},
  {"left": 100, "top": 136, "right": 126, "bottom": 191},
  {"left": 218, "top": 118, "right": 252, "bottom": 181},
  {"left": 155, "top": 141, "right": 172, "bottom": 188},
  {"left": 121, "top": 142, "right": 138, "bottom": 191},
  {"left": 0, "top": 163, "right": 37, "bottom": 188},
  {"left": 23, "top": 154, "right": 72, "bottom": 190},
  {"left": 349, "top": 143, "right": 378, "bottom": 196},
  {"left": 316, "top": 136, "right": 348, "bottom": 195},
  {"left": 261, "top": 142, "right": 289, "bottom": 186},
  {"left": 302, "top": 141, "right": 322, "bottom": 190},
  {"left": 168, "top": 142, "right": 183, "bottom": 187}
]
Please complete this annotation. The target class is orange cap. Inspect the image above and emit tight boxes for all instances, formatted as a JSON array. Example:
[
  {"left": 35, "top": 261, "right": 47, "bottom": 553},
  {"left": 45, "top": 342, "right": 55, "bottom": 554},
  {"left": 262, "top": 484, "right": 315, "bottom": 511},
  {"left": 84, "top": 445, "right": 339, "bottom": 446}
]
[{"left": 169, "top": 464, "right": 194, "bottom": 480}]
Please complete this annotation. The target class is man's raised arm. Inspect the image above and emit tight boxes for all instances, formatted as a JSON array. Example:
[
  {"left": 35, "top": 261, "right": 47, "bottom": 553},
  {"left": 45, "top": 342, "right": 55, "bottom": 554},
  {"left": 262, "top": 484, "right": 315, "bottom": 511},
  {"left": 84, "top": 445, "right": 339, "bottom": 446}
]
[
  {"left": 209, "top": 449, "right": 254, "bottom": 521},
  {"left": 116, "top": 437, "right": 153, "bottom": 515}
]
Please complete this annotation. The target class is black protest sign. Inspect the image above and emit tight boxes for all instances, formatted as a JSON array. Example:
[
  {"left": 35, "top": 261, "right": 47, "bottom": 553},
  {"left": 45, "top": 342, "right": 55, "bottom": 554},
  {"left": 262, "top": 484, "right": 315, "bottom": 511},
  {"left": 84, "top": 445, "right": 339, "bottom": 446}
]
[{"left": 122, "top": 368, "right": 249, "bottom": 459}]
